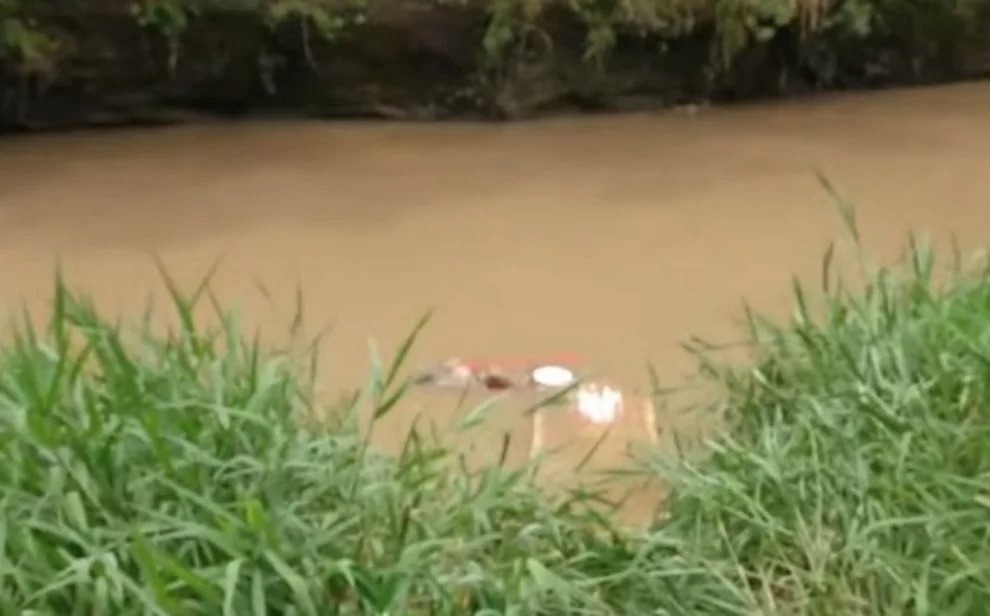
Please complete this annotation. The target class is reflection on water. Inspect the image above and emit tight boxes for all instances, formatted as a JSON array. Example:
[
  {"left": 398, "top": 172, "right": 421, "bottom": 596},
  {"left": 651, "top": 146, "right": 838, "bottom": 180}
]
[{"left": 2, "top": 81, "right": 990, "bottom": 519}]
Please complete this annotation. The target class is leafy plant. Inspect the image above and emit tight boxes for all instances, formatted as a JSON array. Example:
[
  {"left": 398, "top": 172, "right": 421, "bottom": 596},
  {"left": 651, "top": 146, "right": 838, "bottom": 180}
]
[
  {"left": 0, "top": 0, "right": 58, "bottom": 77},
  {"left": 263, "top": 0, "right": 369, "bottom": 68},
  {"left": 131, "top": 0, "right": 199, "bottom": 76}
]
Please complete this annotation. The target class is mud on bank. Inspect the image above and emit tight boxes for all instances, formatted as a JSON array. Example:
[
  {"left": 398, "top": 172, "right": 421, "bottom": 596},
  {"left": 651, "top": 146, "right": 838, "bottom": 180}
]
[{"left": 2, "top": 0, "right": 990, "bottom": 130}]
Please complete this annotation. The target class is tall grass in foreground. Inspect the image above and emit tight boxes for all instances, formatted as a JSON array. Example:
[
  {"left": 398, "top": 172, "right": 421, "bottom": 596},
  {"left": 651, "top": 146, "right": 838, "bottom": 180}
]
[
  {"left": 652, "top": 234, "right": 990, "bottom": 614},
  {"left": 3, "top": 229, "right": 990, "bottom": 614},
  {"left": 0, "top": 274, "right": 643, "bottom": 614}
]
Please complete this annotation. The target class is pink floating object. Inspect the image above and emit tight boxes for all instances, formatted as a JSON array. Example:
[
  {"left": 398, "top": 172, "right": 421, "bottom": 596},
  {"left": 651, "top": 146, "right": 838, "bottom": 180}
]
[{"left": 459, "top": 352, "right": 584, "bottom": 373}]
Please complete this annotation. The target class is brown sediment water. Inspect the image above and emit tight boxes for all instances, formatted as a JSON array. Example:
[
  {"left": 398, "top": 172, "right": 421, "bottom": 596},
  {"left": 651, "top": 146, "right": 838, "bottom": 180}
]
[{"left": 2, "top": 81, "right": 989, "bottom": 521}]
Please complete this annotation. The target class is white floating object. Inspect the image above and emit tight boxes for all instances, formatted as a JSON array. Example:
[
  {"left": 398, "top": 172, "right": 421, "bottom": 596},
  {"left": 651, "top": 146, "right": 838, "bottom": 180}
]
[
  {"left": 530, "top": 365, "right": 576, "bottom": 388},
  {"left": 575, "top": 384, "right": 623, "bottom": 424}
]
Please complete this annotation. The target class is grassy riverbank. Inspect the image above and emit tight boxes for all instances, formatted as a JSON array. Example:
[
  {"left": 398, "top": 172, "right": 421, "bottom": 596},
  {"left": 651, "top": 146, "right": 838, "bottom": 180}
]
[
  {"left": 2, "top": 0, "right": 989, "bottom": 128},
  {"left": 3, "top": 229, "right": 990, "bottom": 613}
]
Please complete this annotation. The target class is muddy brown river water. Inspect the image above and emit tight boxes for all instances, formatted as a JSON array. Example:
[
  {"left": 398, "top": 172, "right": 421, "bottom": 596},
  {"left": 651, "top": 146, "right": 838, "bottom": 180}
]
[{"left": 2, "top": 81, "right": 990, "bottom": 521}]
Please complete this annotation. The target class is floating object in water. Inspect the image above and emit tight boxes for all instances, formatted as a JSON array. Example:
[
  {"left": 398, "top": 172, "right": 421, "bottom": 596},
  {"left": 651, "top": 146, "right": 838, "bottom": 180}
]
[
  {"left": 414, "top": 354, "right": 583, "bottom": 392},
  {"left": 414, "top": 353, "right": 657, "bottom": 462},
  {"left": 574, "top": 383, "right": 623, "bottom": 424},
  {"left": 529, "top": 380, "right": 651, "bottom": 460},
  {"left": 479, "top": 371, "right": 515, "bottom": 390},
  {"left": 530, "top": 365, "right": 576, "bottom": 388},
  {"left": 413, "top": 359, "right": 474, "bottom": 389}
]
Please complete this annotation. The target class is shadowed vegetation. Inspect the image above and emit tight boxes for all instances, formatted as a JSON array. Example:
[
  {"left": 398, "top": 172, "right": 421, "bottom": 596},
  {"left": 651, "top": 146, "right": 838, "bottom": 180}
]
[{"left": 2, "top": 0, "right": 988, "bottom": 127}]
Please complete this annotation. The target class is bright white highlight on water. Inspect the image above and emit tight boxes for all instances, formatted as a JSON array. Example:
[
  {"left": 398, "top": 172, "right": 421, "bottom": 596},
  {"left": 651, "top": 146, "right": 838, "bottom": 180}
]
[
  {"left": 575, "top": 384, "right": 623, "bottom": 424},
  {"left": 530, "top": 365, "right": 576, "bottom": 388}
]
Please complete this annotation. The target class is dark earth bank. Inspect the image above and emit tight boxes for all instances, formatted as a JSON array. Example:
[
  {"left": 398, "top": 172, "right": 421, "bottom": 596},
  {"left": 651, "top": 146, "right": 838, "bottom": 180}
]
[{"left": 2, "top": 0, "right": 990, "bottom": 131}]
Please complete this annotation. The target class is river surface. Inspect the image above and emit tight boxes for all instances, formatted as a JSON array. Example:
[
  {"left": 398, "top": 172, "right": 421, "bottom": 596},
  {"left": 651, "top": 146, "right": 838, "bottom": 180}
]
[{"left": 2, "top": 82, "right": 990, "bottom": 520}]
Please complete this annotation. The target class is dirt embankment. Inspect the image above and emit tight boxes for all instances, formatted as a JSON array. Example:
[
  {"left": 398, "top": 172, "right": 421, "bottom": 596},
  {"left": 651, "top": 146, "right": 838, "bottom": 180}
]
[{"left": 2, "top": 0, "right": 989, "bottom": 130}]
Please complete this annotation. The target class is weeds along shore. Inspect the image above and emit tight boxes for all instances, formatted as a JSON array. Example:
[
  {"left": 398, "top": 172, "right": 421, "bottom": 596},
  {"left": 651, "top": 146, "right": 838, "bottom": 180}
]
[{"left": 2, "top": 212, "right": 990, "bottom": 612}]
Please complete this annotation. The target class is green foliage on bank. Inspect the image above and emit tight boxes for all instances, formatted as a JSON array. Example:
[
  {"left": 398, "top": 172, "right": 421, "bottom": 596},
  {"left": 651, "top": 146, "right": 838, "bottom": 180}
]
[
  {"left": 4, "top": 212, "right": 990, "bottom": 612},
  {"left": 1, "top": 0, "right": 985, "bottom": 85}
]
